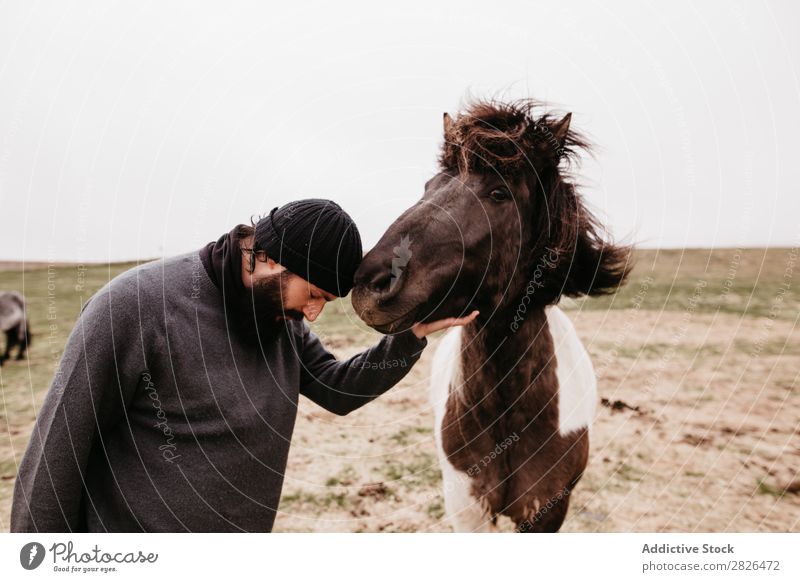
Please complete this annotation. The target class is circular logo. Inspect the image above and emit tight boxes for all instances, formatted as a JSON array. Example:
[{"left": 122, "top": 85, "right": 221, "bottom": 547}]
[{"left": 19, "top": 542, "right": 46, "bottom": 570}]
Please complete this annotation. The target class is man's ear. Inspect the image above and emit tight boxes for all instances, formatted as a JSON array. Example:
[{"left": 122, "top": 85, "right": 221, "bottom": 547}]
[{"left": 265, "top": 258, "right": 289, "bottom": 276}]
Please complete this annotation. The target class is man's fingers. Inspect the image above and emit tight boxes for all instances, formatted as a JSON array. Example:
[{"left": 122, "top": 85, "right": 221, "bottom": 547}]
[
  {"left": 451, "top": 310, "right": 479, "bottom": 326},
  {"left": 411, "top": 311, "right": 479, "bottom": 339},
  {"left": 439, "top": 310, "right": 479, "bottom": 329}
]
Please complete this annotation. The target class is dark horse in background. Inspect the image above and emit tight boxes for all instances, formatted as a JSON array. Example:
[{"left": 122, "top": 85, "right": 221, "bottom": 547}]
[
  {"left": 0, "top": 291, "right": 32, "bottom": 366},
  {"left": 352, "top": 99, "right": 631, "bottom": 532}
]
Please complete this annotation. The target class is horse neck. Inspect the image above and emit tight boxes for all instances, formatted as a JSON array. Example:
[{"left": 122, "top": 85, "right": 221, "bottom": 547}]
[
  {"left": 458, "top": 305, "right": 559, "bottom": 416},
  {"left": 462, "top": 299, "right": 548, "bottom": 354}
]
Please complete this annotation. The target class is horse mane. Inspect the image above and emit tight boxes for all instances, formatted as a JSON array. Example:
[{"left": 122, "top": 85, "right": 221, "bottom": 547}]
[
  {"left": 439, "top": 98, "right": 633, "bottom": 300},
  {"left": 438, "top": 98, "right": 589, "bottom": 177}
]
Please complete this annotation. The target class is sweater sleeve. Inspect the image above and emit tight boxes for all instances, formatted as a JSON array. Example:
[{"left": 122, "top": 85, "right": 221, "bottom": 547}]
[
  {"left": 298, "top": 325, "right": 427, "bottom": 416},
  {"left": 10, "top": 281, "right": 144, "bottom": 532}
]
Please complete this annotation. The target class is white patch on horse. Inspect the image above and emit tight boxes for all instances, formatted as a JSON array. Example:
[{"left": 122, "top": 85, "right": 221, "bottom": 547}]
[
  {"left": 546, "top": 306, "right": 597, "bottom": 436},
  {"left": 430, "top": 328, "right": 496, "bottom": 532}
]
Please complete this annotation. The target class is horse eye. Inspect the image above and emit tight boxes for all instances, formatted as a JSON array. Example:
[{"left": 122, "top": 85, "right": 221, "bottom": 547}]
[{"left": 488, "top": 187, "right": 511, "bottom": 202}]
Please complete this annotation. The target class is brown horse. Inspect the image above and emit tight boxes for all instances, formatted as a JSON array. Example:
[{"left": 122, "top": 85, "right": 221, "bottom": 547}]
[{"left": 352, "top": 99, "right": 631, "bottom": 531}]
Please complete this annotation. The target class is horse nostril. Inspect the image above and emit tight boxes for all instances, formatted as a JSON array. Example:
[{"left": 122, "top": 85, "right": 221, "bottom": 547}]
[{"left": 368, "top": 269, "right": 392, "bottom": 294}]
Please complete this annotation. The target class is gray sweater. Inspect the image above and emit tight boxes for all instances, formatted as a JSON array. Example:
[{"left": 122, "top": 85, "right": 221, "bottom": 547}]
[{"left": 11, "top": 251, "right": 427, "bottom": 532}]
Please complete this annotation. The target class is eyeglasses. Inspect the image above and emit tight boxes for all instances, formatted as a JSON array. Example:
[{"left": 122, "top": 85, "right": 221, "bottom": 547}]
[{"left": 241, "top": 247, "right": 268, "bottom": 272}]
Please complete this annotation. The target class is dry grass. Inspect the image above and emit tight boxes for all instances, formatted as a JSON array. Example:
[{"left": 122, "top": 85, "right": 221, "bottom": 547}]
[{"left": 1, "top": 248, "right": 798, "bottom": 531}]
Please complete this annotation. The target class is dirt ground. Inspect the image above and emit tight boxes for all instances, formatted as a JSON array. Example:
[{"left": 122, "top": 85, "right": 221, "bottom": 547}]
[
  {"left": 1, "top": 248, "right": 798, "bottom": 532},
  {"left": 274, "top": 308, "right": 799, "bottom": 532}
]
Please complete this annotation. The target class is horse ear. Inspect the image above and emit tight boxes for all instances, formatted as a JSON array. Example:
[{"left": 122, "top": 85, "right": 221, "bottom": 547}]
[
  {"left": 551, "top": 113, "right": 572, "bottom": 146},
  {"left": 443, "top": 112, "right": 453, "bottom": 134},
  {"left": 534, "top": 113, "right": 573, "bottom": 165}
]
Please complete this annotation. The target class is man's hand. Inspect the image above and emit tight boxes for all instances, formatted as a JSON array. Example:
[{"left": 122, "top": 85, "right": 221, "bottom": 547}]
[{"left": 411, "top": 310, "right": 479, "bottom": 339}]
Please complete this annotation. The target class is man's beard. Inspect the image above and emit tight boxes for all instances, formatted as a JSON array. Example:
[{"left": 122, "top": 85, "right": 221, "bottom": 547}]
[{"left": 229, "top": 272, "right": 303, "bottom": 343}]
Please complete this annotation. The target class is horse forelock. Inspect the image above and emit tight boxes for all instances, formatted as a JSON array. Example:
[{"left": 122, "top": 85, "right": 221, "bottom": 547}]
[{"left": 438, "top": 98, "right": 590, "bottom": 179}]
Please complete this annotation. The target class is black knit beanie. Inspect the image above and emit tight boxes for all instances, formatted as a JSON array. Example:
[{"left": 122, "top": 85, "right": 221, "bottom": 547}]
[{"left": 254, "top": 199, "right": 363, "bottom": 297}]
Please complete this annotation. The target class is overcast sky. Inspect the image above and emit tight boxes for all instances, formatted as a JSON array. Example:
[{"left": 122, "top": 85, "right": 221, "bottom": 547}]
[{"left": 0, "top": 0, "right": 798, "bottom": 262}]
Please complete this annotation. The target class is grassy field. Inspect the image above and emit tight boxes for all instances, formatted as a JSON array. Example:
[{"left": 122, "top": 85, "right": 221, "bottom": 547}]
[{"left": 1, "top": 247, "right": 798, "bottom": 531}]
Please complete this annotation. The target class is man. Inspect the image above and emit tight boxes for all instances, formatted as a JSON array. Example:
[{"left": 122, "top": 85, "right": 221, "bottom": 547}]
[{"left": 11, "top": 199, "right": 477, "bottom": 532}]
